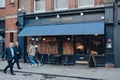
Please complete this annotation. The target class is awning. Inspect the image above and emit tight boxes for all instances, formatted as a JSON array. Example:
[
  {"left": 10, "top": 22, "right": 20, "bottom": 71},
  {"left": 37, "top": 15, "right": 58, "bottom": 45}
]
[{"left": 18, "top": 21, "right": 104, "bottom": 36}]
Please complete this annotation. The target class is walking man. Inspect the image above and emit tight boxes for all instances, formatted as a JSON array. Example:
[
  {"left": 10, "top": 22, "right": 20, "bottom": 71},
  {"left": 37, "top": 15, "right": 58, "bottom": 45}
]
[
  {"left": 1, "top": 42, "right": 16, "bottom": 75},
  {"left": 13, "top": 42, "right": 22, "bottom": 69}
]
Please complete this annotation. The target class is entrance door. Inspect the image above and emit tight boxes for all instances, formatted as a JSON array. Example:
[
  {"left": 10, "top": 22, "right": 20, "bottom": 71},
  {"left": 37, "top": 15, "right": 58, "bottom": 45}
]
[{"left": 75, "top": 35, "right": 105, "bottom": 64}]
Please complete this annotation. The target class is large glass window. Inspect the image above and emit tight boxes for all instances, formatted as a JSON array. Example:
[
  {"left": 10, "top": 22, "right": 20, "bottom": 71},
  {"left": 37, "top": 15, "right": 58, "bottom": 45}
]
[
  {"left": 78, "top": 0, "right": 94, "bottom": 8},
  {"left": 0, "top": 0, "right": 5, "bottom": 8},
  {"left": 75, "top": 36, "right": 105, "bottom": 55},
  {"left": 54, "top": 0, "right": 68, "bottom": 10},
  {"left": 34, "top": 0, "right": 46, "bottom": 12},
  {"left": 63, "top": 37, "right": 74, "bottom": 55}
]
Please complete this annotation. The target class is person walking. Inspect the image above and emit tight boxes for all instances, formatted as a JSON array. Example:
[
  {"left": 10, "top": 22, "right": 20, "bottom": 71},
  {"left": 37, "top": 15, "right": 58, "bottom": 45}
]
[
  {"left": 1, "top": 42, "right": 16, "bottom": 75},
  {"left": 28, "top": 43, "right": 37, "bottom": 67},
  {"left": 13, "top": 42, "right": 22, "bottom": 69},
  {"left": 35, "top": 47, "right": 41, "bottom": 66}
]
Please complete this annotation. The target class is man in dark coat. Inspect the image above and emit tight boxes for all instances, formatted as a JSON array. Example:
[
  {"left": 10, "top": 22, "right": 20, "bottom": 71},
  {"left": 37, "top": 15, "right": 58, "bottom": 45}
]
[
  {"left": 1, "top": 42, "right": 16, "bottom": 75},
  {"left": 13, "top": 42, "right": 22, "bottom": 69}
]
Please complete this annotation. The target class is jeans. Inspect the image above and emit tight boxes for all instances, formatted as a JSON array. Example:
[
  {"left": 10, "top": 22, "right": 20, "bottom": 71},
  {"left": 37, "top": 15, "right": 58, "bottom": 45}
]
[
  {"left": 36, "top": 59, "right": 40, "bottom": 64},
  {"left": 29, "top": 55, "right": 36, "bottom": 65}
]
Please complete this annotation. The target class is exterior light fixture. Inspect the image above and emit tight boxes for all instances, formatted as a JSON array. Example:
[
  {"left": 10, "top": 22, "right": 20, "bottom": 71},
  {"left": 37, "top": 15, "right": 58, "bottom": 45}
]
[
  {"left": 56, "top": 14, "right": 60, "bottom": 18},
  {"left": 32, "top": 38, "right": 34, "bottom": 41},
  {"left": 35, "top": 16, "right": 39, "bottom": 20},
  {"left": 101, "top": 16, "right": 105, "bottom": 20},
  {"left": 67, "top": 37, "right": 71, "bottom": 40},
  {"left": 95, "top": 34, "right": 98, "bottom": 36},
  {"left": 80, "top": 12, "right": 84, "bottom": 16},
  {"left": 43, "top": 38, "right": 46, "bottom": 41}
]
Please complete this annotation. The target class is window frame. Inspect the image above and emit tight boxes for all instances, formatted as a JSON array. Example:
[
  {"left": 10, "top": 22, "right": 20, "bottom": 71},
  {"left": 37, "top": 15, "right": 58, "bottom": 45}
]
[
  {"left": 34, "top": 0, "right": 46, "bottom": 13},
  {"left": 78, "top": 0, "right": 94, "bottom": 8},
  {"left": 0, "top": 0, "right": 5, "bottom": 8},
  {"left": 54, "top": 0, "right": 68, "bottom": 11}
]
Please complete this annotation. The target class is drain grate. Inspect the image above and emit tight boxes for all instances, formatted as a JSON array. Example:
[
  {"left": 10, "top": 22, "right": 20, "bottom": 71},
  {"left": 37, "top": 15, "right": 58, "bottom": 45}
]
[
  {"left": 22, "top": 73, "right": 33, "bottom": 76},
  {"left": 43, "top": 75, "right": 56, "bottom": 79}
]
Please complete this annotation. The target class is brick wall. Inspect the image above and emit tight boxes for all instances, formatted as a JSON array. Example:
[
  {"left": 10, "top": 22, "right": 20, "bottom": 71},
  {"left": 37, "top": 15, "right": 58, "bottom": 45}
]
[
  {"left": 19, "top": 0, "right": 33, "bottom": 13},
  {"left": 0, "top": 9, "right": 6, "bottom": 17},
  {"left": 5, "top": 0, "right": 18, "bottom": 15},
  {"left": 18, "top": 0, "right": 108, "bottom": 13},
  {"left": 46, "top": 0, "right": 54, "bottom": 11},
  {"left": 5, "top": 18, "right": 18, "bottom": 47},
  {"left": 0, "top": 0, "right": 18, "bottom": 47},
  {"left": 69, "top": 0, "right": 77, "bottom": 9}
]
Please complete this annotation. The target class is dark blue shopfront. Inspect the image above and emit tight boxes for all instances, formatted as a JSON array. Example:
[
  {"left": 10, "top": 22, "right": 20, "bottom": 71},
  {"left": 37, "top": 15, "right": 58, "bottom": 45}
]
[{"left": 18, "top": 21, "right": 105, "bottom": 66}]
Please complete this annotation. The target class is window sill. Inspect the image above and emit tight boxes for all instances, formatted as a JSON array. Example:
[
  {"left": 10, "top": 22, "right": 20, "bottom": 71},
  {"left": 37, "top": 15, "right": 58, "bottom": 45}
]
[
  {"left": 0, "top": 7, "right": 5, "bottom": 9},
  {"left": 54, "top": 8, "right": 68, "bottom": 11}
]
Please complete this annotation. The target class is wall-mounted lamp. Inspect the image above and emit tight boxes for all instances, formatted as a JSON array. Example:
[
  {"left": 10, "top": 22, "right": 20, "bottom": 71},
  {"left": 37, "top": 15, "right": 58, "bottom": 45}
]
[
  {"left": 101, "top": 16, "right": 105, "bottom": 20},
  {"left": 43, "top": 38, "right": 46, "bottom": 41},
  {"left": 94, "top": 34, "right": 98, "bottom": 36},
  {"left": 80, "top": 12, "right": 84, "bottom": 16},
  {"left": 67, "top": 37, "right": 71, "bottom": 40},
  {"left": 35, "top": 16, "right": 39, "bottom": 20},
  {"left": 32, "top": 38, "right": 34, "bottom": 41},
  {"left": 56, "top": 14, "right": 60, "bottom": 18}
]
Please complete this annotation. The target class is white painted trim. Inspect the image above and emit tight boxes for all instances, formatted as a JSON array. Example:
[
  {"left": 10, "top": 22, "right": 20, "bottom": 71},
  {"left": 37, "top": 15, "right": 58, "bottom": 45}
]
[
  {"left": 5, "top": 15, "right": 17, "bottom": 19},
  {"left": 5, "top": 30, "right": 17, "bottom": 33}
]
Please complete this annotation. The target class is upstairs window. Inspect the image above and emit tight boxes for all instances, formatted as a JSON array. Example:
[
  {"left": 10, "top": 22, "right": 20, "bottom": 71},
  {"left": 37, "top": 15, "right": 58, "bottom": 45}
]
[
  {"left": 34, "top": 0, "right": 46, "bottom": 12},
  {"left": 0, "top": 0, "right": 5, "bottom": 8},
  {"left": 78, "top": 0, "right": 94, "bottom": 8},
  {"left": 54, "top": 0, "right": 68, "bottom": 10}
]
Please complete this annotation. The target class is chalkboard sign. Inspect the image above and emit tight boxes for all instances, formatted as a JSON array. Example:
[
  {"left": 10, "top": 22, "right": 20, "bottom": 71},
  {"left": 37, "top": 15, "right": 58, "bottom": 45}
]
[{"left": 88, "top": 55, "right": 96, "bottom": 67}]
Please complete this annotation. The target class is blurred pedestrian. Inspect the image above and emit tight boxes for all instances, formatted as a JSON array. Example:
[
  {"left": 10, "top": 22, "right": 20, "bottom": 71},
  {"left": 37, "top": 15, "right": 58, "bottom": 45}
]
[
  {"left": 1, "top": 42, "right": 16, "bottom": 75},
  {"left": 28, "top": 43, "right": 37, "bottom": 67},
  {"left": 13, "top": 42, "right": 22, "bottom": 69},
  {"left": 35, "top": 47, "right": 41, "bottom": 66}
]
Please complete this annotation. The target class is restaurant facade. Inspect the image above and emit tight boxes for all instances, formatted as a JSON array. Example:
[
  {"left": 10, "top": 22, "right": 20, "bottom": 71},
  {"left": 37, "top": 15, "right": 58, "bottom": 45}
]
[{"left": 17, "top": 1, "right": 120, "bottom": 67}]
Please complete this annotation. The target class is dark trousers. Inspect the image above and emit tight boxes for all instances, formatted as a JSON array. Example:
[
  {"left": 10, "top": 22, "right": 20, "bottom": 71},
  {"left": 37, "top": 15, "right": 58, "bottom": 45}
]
[
  {"left": 12, "top": 57, "right": 20, "bottom": 68},
  {"left": 4, "top": 59, "right": 14, "bottom": 74}
]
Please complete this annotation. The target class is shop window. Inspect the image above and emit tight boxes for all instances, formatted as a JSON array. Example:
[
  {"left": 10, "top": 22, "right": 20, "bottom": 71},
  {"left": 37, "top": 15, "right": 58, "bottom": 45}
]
[
  {"left": 10, "top": 32, "right": 14, "bottom": 42},
  {"left": 0, "top": 0, "right": 5, "bottom": 8},
  {"left": 54, "top": 0, "right": 68, "bottom": 10},
  {"left": 28, "top": 37, "right": 58, "bottom": 54},
  {"left": 63, "top": 37, "right": 74, "bottom": 55},
  {"left": 34, "top": 0, "right": 46, "bottom": 12},
  {"left": 76, "top": 37, "right": 87, "bottom": 54},
  {"left": 75, "top": 36, "right": 105, "bottom": 55},
  {"left": 78, "top": 0, "right": 94, "bottom": 8}
]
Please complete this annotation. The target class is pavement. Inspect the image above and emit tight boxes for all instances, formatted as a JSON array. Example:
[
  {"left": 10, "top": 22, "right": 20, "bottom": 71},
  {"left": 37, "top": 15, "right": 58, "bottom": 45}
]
[{"left": 0, "top": 60, "right": 120, "bottom": 80}]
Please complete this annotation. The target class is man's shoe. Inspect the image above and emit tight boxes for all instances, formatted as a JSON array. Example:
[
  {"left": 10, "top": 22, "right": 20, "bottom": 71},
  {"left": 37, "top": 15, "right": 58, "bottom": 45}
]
[
  {"left": 3, "top": 70, "right": 6, "bottom": 74},
  {"left": 18, "top": 67, "right": 22, "bottom": 69},
  {"left": 11, "top": 73, "right": 16, "bottom": 75}
]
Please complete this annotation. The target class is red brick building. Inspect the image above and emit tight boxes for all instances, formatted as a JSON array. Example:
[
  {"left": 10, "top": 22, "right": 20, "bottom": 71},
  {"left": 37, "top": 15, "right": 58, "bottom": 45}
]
[
  {"left": 0, "top": 0, "right": 113, "bottom": 49},
  {"left": 0, "top": 0, "right": 18, "bottom": 48}
]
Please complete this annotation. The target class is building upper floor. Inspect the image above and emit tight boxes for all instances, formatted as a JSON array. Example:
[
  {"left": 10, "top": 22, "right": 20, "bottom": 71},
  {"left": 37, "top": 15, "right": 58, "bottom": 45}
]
[
  {"left": 0, "top": 0, "right": 117, "bottom": 18},
  {"left": 19, "top": 0, "right": 116, "bottom": 14},
  {"left": 0, "top": 0, "right": 18, "bottom": 17}
]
